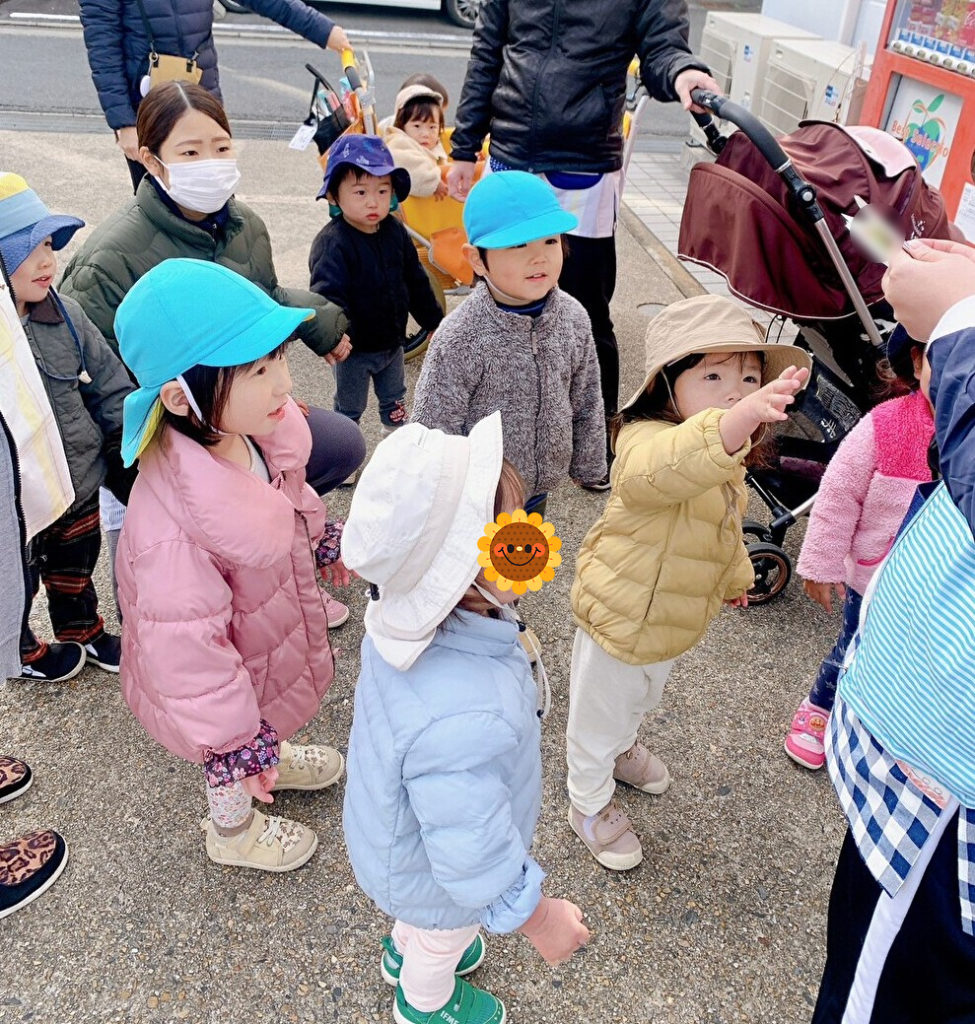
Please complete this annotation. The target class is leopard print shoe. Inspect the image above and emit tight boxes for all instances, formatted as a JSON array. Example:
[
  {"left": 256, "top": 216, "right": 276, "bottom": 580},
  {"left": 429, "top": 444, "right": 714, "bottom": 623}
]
[
  {"left": 0, "top": 829, "right": 69, "bottom": 920},
  {"left": 0, "top": 755, "right": 33, "bottom": 805}
]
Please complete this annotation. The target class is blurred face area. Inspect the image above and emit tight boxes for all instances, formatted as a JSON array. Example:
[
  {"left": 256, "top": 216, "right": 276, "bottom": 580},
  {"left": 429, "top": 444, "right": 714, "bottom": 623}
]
[
  {"left": 333, "top": 172, "right": 392, "bottom": 234},
  {"left": 403, "top": 114, "right": 442, "bottom": 150},
  {"left": 140, "top": 108, "right": 235, "bottom": 181},
  {"left": 468, "top": 237, "right": 564, "bottom": 305},
  {"left": 216, "top": 348, "right": 294, "bottom": 440},
  {"left": 671, "top": 351, "right": 763, "bottom": 420},
  {"left": 11, "top": 237, "right": 56, "bottom": 316}
]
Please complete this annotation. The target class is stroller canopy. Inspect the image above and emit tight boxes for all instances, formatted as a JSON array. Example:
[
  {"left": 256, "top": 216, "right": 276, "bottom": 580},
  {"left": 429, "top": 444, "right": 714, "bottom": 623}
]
[{"left": 678, "top": 121, "right": 958, "bottom": 321}]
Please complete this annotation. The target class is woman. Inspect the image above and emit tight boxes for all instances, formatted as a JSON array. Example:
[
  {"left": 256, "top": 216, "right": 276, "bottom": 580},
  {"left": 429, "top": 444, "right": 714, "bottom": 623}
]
[{"left": 60, "top": 81, "right": 363, "bottom": 623}]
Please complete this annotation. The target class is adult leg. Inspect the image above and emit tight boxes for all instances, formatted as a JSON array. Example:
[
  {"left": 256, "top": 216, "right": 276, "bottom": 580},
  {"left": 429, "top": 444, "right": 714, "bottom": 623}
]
[
  {"left": 559, "top": 233, "right": 619, "bottom": 424},
  {"left": 373, "top": 349, "right": 408, "bottom": 432},
  {"left": 303, "top": 406, "right": 366, "bottom": 497}
]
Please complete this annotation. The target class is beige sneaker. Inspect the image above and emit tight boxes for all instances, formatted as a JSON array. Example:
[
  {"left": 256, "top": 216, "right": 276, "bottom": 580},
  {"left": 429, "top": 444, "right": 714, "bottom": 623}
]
[
  {"left": 568, "top": 801, "right": 643, "bottom": 871},
  {"left": 202, "top": 810, "right": 318, "bottom": 872},
  {"left": 613, "top": 742, "right": 671, "bottom": 795},
  {"left": 272, "top": 740, "right": 345, "bottom": 792}
]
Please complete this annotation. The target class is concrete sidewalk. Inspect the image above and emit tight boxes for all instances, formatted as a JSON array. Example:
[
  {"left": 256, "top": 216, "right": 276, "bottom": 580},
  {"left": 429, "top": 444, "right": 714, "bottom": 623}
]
[{"left": 1, "top": 129, "right": 841, "bottom": 1024}]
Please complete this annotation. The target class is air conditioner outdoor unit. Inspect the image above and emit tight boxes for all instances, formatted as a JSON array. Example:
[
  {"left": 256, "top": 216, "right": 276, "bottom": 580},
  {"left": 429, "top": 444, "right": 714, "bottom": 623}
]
[
  {"left": 699, "top": 12, "right": 821, "bottom": 112},
  {"left": 759, "top": 38, "right": 871, "bottom": 137}
]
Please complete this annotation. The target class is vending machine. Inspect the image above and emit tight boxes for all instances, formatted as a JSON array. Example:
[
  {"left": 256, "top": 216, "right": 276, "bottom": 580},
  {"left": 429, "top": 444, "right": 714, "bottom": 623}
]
[{"left": 860, "top": 0, "right": 975, "bottom": 233}]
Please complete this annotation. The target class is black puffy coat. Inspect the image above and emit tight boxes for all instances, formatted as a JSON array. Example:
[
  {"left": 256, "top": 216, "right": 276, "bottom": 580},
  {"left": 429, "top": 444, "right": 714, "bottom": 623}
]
[
  {"left": 450, "top": 0, "right": 709, "bottom": 173},
  {"left": 79, "top": 0, "right": 335, "bottom": 131}
]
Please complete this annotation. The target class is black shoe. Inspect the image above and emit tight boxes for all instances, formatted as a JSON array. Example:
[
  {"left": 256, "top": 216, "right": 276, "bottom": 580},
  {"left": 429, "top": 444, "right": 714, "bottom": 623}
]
[
  {"left": 15, "top": 643, "right": 86, "bottom": 682},
  {"left": 84, "top": 633, "right": 121, "bottom": 673},
  {"left": 580, "top": 475, "right": 611, "bottom": 492},
  {"left": 0, "top": 829, "right": 69, "bottom": 920},
  {"left": 0, "top": 756, "right": 33, "bottom": 805}
]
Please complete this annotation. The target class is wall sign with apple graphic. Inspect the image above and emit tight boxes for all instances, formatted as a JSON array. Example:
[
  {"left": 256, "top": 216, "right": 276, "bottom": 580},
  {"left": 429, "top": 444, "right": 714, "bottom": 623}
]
[{"left": 885, "top": 77, "right": 964, "bottom": 187}]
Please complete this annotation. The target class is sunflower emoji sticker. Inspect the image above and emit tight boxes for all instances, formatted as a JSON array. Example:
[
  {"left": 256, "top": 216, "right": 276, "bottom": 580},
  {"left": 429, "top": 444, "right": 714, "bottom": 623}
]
[{"left": 477, "top": 509, "right": 562, "bottom": 594}]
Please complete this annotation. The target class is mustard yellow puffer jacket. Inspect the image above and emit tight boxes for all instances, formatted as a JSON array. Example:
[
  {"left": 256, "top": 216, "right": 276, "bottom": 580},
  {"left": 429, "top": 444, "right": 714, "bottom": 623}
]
[{"left": 571, "top": 409, "right": 755, "bottom": 666}]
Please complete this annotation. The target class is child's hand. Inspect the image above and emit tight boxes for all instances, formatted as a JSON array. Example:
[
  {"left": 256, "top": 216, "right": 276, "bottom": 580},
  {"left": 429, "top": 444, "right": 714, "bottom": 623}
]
[
  {"left": 724, "top": 593, "right": 749, "bottom": 608},
  {"left": 241, "top": 768, "right": 278, "bottom": 804},
  {"left": 320, "top": 556, "right": 355, "bottom": 588},
  {"left": 434, "top": 180, "right": 449, "bottom": 200},
  {"left": 719, "top": 365, "right": 809, "bottom": 454},
  {"left": 294, "top": 398, "right": 311, "bottom": 418},
  {"left": 803, "top": 579, "right": 846, "bottom": 615},
  {"left": 324, "top": 335, "right": 352, "bottom": 366},
  {"left": 518, "top": 896, "right": 590, "bottom": 966}
]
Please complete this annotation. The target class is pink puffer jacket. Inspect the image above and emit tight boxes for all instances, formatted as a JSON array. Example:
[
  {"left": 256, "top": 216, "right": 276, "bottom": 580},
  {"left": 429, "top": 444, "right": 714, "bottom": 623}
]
[
  {"left": 797, "top": 389, "right": 933, "bottom": 595},
  {"left": 117, "top": 400, "right": 333, "bottom": 763}
]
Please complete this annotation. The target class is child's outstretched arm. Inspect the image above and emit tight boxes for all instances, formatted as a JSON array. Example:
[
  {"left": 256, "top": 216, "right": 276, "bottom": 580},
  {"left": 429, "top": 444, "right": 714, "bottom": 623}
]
[{"left": 718, "top": 365, "right": 808, "bottom": 455}]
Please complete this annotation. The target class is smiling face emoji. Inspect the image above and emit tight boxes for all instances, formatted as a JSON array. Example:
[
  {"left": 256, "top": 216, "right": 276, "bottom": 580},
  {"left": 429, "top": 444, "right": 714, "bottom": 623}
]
[
  {"left": 477, "top": 509, "right": 562, "bottom": 595},
  {"left": 490, "top": 522, "right": 550, "bottom": 582}
]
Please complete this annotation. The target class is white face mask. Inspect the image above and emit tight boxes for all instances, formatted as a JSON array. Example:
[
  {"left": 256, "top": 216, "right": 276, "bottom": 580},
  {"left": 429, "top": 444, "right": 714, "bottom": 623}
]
[{"left": 154, "top": 157, "right": 241, "bottom": 214}]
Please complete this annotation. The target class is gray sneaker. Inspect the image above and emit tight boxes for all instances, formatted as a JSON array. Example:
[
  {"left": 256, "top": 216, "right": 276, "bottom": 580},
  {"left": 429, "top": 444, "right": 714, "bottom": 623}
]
[{"left": 569, "top": 801, "right": 643, "bottom": 871}]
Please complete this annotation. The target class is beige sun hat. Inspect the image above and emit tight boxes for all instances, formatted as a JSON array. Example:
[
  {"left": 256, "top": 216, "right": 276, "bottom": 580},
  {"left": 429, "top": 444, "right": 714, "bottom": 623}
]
[
  {"left": 394, "top": 84, "right": 445, "bottom": 119},
  {"left": 620, "top": 294, "right": 813, "bottom": 413}
]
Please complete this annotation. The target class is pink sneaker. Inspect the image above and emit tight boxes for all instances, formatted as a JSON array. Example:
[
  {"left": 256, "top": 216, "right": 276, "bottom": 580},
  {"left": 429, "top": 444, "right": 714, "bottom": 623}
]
[
  {"left": 784, "top": 699, "right": 830, "bottom": 770},
  {"left": 323, "top": 592, "right": 349, "bottom": 629}
]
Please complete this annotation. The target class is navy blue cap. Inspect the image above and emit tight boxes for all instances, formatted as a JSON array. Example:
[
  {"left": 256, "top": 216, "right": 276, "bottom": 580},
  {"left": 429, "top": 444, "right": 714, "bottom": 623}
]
[{"left": 317, "top": 134, "right": 411, "bottom": 203}]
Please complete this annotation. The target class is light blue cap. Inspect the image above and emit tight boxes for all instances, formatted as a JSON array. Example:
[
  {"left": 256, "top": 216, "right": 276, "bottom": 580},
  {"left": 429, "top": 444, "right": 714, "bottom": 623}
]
[
  {"left": 462, "top": 170, "right": 578, "bottom": 249},
  {"left": 115, "top": 259, "right": 313, "bottom": 466}
]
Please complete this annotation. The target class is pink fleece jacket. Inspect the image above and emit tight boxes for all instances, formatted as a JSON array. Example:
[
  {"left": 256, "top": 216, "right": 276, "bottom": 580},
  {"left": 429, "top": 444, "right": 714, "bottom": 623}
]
[
  {"left": 797, "top": 389, "right": 933, "bottom": 595},
  {"left": 116, "top": 400, "right": 334, "bottom": 764}
]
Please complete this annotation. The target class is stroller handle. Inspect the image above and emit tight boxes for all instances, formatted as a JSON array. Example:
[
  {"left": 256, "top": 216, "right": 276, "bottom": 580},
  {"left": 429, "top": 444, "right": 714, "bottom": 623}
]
[{"left": 690, "top": 90, "right": 788, "bottom": 171}]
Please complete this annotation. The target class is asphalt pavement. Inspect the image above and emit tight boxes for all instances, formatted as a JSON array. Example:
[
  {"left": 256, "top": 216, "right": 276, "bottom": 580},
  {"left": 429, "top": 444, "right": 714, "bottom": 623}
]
[{"left": 0, "top": 117, "right": 843, "bottom": 1024}]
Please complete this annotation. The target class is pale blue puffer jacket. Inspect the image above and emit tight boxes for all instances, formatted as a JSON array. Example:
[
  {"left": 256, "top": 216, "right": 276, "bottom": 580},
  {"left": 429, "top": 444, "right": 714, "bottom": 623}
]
[{"left": 343, "top": 608, "right": 546, "bottom": 932}]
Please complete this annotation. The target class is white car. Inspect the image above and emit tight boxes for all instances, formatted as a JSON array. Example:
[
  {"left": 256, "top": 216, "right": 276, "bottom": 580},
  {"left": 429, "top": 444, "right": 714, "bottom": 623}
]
[{"left": 220, "top": 0, "right": 480, "bottom": 30}]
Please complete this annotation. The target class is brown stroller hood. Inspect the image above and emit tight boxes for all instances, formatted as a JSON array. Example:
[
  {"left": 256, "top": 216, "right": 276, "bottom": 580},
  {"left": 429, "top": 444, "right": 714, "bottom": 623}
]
[{"left": 678, "top": 121, "right": 958, "bottom": 320}]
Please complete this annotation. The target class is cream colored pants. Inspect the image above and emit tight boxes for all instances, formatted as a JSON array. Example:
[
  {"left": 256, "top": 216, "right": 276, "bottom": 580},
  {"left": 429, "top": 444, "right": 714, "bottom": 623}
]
[
  {"left": 566, "top": 627, "right": 673, "bottom": 815},
  {"left": 391, "top": 920, "right": 481, "bottom": 1012}
]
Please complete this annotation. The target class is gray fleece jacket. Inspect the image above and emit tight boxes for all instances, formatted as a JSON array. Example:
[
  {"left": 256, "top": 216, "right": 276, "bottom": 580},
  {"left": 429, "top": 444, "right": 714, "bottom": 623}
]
[{"left": 412, "top": 284, "right": 606, "bottom": 496}]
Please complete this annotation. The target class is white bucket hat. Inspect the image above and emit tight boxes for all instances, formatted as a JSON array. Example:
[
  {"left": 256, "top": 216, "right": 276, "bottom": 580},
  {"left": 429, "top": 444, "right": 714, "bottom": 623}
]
[{"left": 341, "top": 412, "right": 504, "bottom": 670}]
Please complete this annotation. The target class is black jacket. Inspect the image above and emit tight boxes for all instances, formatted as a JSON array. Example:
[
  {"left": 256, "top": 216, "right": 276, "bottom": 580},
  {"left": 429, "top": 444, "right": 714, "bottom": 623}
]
[
  {"left": 450, "top": 0, "right": 709, "bottom": 172},
  {"left": 308, "top": 216, "right": 444, "bottom": 354}
]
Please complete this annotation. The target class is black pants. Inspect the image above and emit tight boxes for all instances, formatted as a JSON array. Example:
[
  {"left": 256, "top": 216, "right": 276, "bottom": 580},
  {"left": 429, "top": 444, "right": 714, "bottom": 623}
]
[
  {"left": 813, "top": 814, "right": 975, "bottom": 1024},
  {"left": 558, "top": 233, "right": 619, "bottom": 420},
  {"left": 20, "top": 491, "right": 104, "bottom": 661}
]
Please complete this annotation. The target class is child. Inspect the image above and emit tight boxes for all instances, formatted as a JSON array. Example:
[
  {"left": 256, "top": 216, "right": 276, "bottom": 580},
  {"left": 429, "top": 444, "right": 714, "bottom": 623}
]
[
  {"left": 341, "top": 412, "right": 589, "bottom": 1024},
  {"left": 785, "top": 324, "right": 933, "bottom": 771},
  {"left": 412, "top": 171, "right": 607, "bottom": 517},
  {"left": 383, "top": 84, "right": 449, "bottom": 198},
  {"left": 0, "top": 173, "right": 134, "bottom": 683},
  {"left": 309, "top": 134, "right": 444, "bottom": 435},
  {"left": 113, "top": 258, "right": 349, "bottom": 871},
  {"left": 568, "top": 295, "right": 811, "bottom": 870}
]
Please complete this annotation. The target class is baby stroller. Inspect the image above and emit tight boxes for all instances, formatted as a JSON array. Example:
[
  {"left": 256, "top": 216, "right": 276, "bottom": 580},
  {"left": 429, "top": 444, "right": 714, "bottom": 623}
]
[
  {"left": 677, "top": 92, "right": 958, "bottom": 603},
  {"left": 302, "top": 53, "right": 449, "bottom": 360}
]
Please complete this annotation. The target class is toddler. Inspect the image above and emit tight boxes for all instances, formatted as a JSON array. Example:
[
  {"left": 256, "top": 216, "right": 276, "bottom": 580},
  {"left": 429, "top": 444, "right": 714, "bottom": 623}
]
[
  {"left": 384, "top": 84, "right": 449, "bottom": 198},
  {"left": 341, "top": 413, "right": 589, "bottom": 1024},
  {"left": 568, "top": 295, "right": 811, "bottom": 869},
  {"left": 785, "top": 324, "right": 933, "bottom": 770},
  {"left": 0, "top": 173, "right": 134, "bottom": 683},
  {"left": 114, "top": 259, "right": 349, "bottom": 871},
  {"left": 309, "top": 134, "right": 444, "bottom": 435},
  {"left": 413, "top": 170, "right": 606, "bottom": 518}
]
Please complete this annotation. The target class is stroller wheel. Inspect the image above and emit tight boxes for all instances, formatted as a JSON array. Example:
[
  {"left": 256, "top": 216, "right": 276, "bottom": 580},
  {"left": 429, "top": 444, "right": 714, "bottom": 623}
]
[
  {"left": 742, "top": 519, "right": 773, "bottom": 545},
  {"left": 746, "top": 543, "right": 792, "bottom": 606}
]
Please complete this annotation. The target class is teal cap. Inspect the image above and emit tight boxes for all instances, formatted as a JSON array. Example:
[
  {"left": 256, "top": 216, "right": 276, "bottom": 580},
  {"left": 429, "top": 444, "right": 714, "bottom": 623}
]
[
  {"left": 115, "top": 259, "right": 313, "bottom": 466},
  {"left": 462, "top": 170, "right": 578, "bottom": 249}
]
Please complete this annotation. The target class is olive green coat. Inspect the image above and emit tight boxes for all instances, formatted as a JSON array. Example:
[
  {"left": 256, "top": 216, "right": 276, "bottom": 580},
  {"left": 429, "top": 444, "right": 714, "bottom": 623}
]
[
  {"left": 571, "top": 409, "right": 755, "bottom": 666},
  {"left": 60, "top": 178, "right": 347, "bottom": 355}
]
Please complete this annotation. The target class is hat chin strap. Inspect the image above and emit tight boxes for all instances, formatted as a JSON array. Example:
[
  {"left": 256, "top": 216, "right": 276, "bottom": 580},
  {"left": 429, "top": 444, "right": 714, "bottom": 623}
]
[{"left": 175, "top": 374, "right": 229, "bottom": 436}]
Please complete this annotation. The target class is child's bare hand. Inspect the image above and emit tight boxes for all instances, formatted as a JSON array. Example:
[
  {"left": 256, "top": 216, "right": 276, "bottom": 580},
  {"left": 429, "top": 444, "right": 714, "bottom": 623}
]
[
  {"left": 803, "top": 579, "right": 845, "bottom": 615},
  {"left": 324, "top": 335, "right": 352, "bottom": 366},
  {"left": 294, "top": 398, "right": 311, "bottom": 418},
  {"left": 320, "top": 556, "right": 355, "bottom": 588},
  {"left": 241, "top": 768, "right": 278, "bottom": 804},
  {"left": 434, "top": 180, "right": 449, "bottom": 200},
  {"left": 518, "top": 897, "right": 590, "bottom": 966},
  {"left": 724, "top": 593, "right": 749, "bottom": 608},
  {"left": 742, "top": 365, "right": 809, "bottom": 424}
]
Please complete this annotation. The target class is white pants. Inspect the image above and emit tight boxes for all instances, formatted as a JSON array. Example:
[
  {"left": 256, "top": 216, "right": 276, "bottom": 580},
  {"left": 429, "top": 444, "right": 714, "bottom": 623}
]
[
  {"left": 566, "top": 627, "right": 673, "bottom": 816},
  {"left": 391, "top": 920, "right": 481, "bottom": 1012}
]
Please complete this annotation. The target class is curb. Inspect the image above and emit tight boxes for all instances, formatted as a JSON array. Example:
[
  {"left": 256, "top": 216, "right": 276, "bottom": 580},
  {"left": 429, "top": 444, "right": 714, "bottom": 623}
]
[{"left": 618, "top": 203, "right": 704, "bottom": 300}]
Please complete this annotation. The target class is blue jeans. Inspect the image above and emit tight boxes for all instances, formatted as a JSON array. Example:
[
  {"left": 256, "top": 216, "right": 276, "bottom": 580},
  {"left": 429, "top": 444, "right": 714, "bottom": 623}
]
[
  {"left": 333, "top": 348, "right": 406, "bottom": 428},
  {"left": 809, "top": 588, "right": 863, "bottom": 712}
]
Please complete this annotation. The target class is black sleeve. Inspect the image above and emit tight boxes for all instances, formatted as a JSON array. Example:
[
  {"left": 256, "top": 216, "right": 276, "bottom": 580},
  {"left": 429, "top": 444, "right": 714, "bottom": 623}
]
[
  {"left": 309, "top": 225, "right": 356, "bottom": 344},
  {"left": 402, "top": 232, "right": 444, "bottom": 332},
  {"left": 635, "top": 0, "right": 711, "bottom": 102},
  {"left": 102, "top": 428, "right": 138, "bottom": 505}
]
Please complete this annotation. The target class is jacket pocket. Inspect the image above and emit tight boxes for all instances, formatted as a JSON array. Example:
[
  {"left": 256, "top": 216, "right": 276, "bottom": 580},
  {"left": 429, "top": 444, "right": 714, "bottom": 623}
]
[{"left": 855, "top": 536, "right": 895, "bottom": 567}]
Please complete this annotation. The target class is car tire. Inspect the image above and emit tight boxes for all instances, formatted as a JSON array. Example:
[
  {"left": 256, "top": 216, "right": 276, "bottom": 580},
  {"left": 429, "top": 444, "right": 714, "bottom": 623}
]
[{"left": 443, "top": 0, "right": 479, "bottom": 30}]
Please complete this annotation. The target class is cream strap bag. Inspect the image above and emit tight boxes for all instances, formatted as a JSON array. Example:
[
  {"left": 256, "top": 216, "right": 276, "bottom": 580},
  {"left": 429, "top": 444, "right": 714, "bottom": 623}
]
[{"left": 135, "top": 0, "right": 203, "bottom": 95}]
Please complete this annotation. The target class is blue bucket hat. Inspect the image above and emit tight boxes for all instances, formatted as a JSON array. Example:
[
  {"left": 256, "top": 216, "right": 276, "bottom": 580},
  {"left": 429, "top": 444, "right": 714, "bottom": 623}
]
[
  {"left": 317, "top": 134, "right": 411, "bottom": 204},
  {"left": 0, "top": 172, "right": 85, "bottom": 275},
  {"left": 463, "top": 171, "right": 578, "bottom": 249},
  {"left": 115, "top": 259, "right": 313, "bottom": 466}
]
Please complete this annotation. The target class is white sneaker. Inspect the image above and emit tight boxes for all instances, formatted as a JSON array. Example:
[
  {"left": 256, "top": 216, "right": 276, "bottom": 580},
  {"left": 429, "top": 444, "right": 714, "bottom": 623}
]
[
  {"left": 272, "top": 740, "right": 344, "bottom": 791},
  {"left": 202, "top": 810, "right": 318, "bottom": 872}
]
